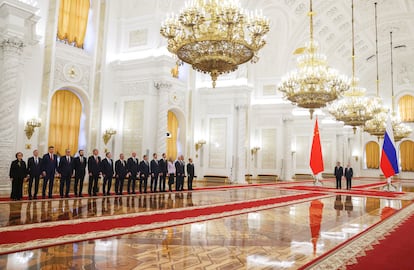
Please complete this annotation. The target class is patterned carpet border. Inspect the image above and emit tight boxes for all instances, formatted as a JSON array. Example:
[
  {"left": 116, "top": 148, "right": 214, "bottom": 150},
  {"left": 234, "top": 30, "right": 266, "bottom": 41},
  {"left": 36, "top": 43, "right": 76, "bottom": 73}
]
[
  {"left": 0, "top": 193, "right": 330, "bottom": 255},
  {"left": 301, "top": 201, "right": 414, "bottom": 270}
]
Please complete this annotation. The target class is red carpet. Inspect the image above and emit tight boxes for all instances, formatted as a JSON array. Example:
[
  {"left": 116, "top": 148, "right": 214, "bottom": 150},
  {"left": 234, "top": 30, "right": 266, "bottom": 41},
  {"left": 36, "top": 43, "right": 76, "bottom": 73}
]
[
  {"left": 0, "top": 192, "right": 324, "bottom": 254},
  {"left": 346, "top": 212, "right": 414, "bottom": 270},
  {"left": 284, "top": 185, "right": 405, "bottom": 198}
]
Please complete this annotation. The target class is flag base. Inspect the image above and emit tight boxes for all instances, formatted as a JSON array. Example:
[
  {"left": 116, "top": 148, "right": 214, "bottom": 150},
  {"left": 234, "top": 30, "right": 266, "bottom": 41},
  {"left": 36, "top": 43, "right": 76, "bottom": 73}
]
[
  {"left": 382, "top": 177, "right": 397, "bottom": 192},
  {"left": 313, "top": 175, "right": 323, "bottom": 186}
]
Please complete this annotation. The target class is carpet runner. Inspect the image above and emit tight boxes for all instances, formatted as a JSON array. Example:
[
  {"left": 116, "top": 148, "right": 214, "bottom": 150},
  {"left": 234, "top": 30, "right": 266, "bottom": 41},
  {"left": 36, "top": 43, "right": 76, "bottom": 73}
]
[{"left": 284, "top": 185, "right": 405, "bottom": 198}]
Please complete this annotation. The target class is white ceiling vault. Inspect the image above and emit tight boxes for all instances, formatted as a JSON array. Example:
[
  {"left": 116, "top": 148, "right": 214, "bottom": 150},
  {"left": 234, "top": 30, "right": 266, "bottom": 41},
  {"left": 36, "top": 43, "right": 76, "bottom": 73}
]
[{"left": 117, "top": 0, "right": 414, "bottom": 100}]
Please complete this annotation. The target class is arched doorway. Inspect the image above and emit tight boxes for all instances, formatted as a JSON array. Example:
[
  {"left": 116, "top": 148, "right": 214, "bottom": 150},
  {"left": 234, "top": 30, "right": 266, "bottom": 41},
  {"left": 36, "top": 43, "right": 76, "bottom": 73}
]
[
  {"left": 400, "top": 140, "right": 414, "bottom": 171},
  {"left": 365, "top": 141, "right": 379, "bottom": 169},
  {"left": 167, "top": 109, "right": 186, "bottom": 161},
  {"left": 48, "top": 90, "right": 82, "bottom": 156}
]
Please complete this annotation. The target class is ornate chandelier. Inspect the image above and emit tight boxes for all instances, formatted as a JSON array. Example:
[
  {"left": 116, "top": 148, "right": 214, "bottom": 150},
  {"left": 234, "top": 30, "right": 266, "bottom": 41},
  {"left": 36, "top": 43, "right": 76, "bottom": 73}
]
[
  {"left": 278, "top": 0, "right": 350, "bottom": 119},
  {"left": 329, "top": 0, "right": 373, "bottom": 133},
  {"left": 160, "top": 0, "right": 270, "bottom": 88}
]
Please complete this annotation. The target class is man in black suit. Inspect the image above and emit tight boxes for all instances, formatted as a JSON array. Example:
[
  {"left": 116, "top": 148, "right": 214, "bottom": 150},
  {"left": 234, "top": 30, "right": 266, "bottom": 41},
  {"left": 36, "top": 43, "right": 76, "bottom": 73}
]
[
  {"left": 87, "top": 149, "right": 101, "bottom": 196},
  {"left": 175, "top": 155, "right": 185, "bottom": 191},
  {"left": 58, "top": 149, "right": 74, "bottom": 198},
  {"left": 334, "top": 161, "right": 344, "bottom": 189},
  {"left": 41, "top": 146, "right": 58, "bottom": 199},
  {"left": 186, "top": 158, "right": 195, "bottom": 190},
  {"left": 158, "top": 153, "right": 168, "bottom": 192},
  {"left": 74, "top": 149, "right": 87, "bottom": 197},
  {"left": 101, "top": 152, "right": 114, "bottom": 196},
  {"left": 344, "top": 163, "right": 353, "bottom": 190},
  {"left": 27, "top": 149, "right": 42, "bottom": 199},
  {"left": 115, "top": 153, "right": 128, "bottom": 195},
  {"left": 127, "top": 152, "right": 139, "bottom": 194},
  {"left": 150, "top": 153, "right": 160, "bottom": 192},
  {"left": 139, "top": 155, "right": 150, "bottom": 193}
]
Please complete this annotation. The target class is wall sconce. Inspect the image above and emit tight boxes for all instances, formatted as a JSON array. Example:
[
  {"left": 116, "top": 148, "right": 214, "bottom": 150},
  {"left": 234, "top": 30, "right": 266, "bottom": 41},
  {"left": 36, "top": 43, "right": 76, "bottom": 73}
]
[
  {"left": 195, "top": 140, "right": 206, "bottom": 152},
  {"left": 103, "top": 128, "right": 116, "bottom": 145},
  {"left": 353, "top": 155, "right": 359, "bottom": 162},
  {"left": 25, "top": 118, "right": 41, "bottom": 140},
  {"left": 251, "top": 146, "right": 261, "bottom": 155}
]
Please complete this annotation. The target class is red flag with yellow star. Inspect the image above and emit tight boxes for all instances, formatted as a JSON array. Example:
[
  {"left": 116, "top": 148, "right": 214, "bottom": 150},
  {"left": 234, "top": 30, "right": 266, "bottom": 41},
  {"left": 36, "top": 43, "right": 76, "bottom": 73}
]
[{"left": 310, "top": 118, "right": 324, "bottom": 175}]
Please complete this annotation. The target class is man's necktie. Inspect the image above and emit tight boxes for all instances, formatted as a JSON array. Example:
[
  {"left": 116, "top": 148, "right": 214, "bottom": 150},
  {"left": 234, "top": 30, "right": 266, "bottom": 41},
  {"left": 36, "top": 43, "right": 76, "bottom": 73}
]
[{"left": 50, "top": 154, "right": 53, "bottom": 160}]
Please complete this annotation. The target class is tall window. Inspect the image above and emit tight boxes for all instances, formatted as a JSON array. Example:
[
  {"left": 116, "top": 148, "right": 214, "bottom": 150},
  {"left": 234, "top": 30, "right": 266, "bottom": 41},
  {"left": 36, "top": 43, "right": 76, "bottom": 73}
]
[
  {"left": 48, "top": 90, "right": 82, "bottom": 156},
  {"left": 398, "top": 95, "right": 414, "bottom": 122},
  {"left": 400, "top": 140, "right": 414, "bottom": 171},
  {"left": 167, "top": 111, "right": 178, "bottom": 160},
  {"left": 57, "top": 0, "right": 90, "bottom": 48},
  {"left": 365, "top": 141, "right": 379, "bottom": 169}
]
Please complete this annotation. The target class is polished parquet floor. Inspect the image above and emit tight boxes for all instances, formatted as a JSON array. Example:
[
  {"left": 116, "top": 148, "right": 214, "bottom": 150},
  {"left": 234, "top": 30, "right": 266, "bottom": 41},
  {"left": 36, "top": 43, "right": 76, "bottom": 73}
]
[{"left": 0, "top": 178, "right": 413, "bottom": 269}]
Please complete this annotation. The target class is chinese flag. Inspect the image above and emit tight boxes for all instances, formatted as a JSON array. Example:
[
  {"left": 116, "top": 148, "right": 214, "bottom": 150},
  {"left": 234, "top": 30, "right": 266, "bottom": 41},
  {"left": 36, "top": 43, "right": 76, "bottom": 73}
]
[{"left": 310, "top": 118, "right": 324, "bottom": 175}]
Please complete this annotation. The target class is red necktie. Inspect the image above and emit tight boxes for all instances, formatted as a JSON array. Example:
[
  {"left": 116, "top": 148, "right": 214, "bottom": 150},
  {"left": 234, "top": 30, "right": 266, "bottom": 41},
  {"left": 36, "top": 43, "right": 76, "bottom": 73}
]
[{"left": 50, "top": 154, "right": 53, "bottom": 160}]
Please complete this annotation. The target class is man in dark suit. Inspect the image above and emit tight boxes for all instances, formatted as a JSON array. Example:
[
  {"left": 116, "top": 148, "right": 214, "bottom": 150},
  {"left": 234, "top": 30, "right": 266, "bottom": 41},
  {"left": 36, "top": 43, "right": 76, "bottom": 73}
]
[
  {"left": 58, "top": 149, "right": 74, "bottom": 198},
  {"left": 334, "top": 161, "right": 344, "bottom": 189},
  {"left": 186, "top": 158, "right": 195, "bottom": 190},
  {"left": 175, "top": 155, "right": 185, "bottom": 191},
  {"left": 101, "top": 152, "right": 114, "bottom": 196},
  {"left": 158, "top": 153, "right": 168, "bottom": 192},
  {"left": 27, "top": 149, "right": 42, "bottom": 199},
  {"left": 344, "top": 163, "right": 353, "bottom": 190},
  {"left": 74, "top": 149, "right": 87, "bottom": 197},
  {"left": 115, "top": 153, "right": 128, "bottom": 195},
  {"left": 41, "top": 146, "right": 58, "bottom": 199},
  {"left": 150, "top": 153, "right": 160, "bottom": 192},
  {"left": 127, "top": 152, "right": 139, "bottom": 194},
  {"left": 139, "top": 155, "right": 150, "bottom": 193},
  {"left": 87, "top": 149, "right": 101, "bottom": 196}
]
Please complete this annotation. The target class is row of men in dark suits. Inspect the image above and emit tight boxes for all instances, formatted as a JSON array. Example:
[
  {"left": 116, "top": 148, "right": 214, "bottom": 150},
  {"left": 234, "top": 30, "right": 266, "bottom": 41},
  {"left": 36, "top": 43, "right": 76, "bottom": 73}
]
[{"left": 25, "top": 146, "right": 195, "bottom": 199}]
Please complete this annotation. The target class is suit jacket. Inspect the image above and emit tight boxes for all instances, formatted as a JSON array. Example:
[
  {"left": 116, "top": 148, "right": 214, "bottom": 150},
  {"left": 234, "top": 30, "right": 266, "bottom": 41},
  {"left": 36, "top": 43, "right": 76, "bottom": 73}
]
[
  {"left": 88, "top": 155, "right": 101, "bottom": 175},
  {"left": 334, "top": 166, "right": 343, "bottom": 179},
  {"left": 101, "top": 158, "right": 114, "bottom": 178},
  {"left": 175, "top": 160, "right": 185, "bottom": 176},
  {"left": 150, "top": 159, "right": 160, "bottom": 174},
  {"left": 27, "top": 156, "right": 42, "bottom": 177},
  {"left": 115, "top": 159, "right": 128, "bottom": 177},
  {"left": 187, "top": 163, "right": 195, "bottom": 177},
  {"left": 9, "top": 160, "right": 27, "bottom": 179},
  {"left": 139, "top": 160, "right": 150, "bottom": 177},
  {"left": 127, "top": 157, "right": 139, "bottom": 175},
  {"left": 159, "top": 158, "right": 168, "bottom": 174},
  {"left": 41, "top": 153, "right": 58, "bottom": 175},
  {"left": 344, "top": 167, "right": 353, "bottom": 179},
  {"left": 58, "top": 156, "right": 74, "bottom": 177},
  {"left": 74, "top": 156, "right": 87, "bottom": 177}
]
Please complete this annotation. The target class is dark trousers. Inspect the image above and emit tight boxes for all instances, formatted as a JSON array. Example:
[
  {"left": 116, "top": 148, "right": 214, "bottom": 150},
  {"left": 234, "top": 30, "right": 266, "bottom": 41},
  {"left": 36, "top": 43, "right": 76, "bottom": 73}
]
[
  {"left": 151, "top": 173, "right": 159, "bottom": 192},
  {"left": 42, "top": 174, "right": 55, "bottom": 198},
  {"left": 346, "top": 177, "right": 352, "bottom": 190},
  {"left": 187, "top": 175, "right": 194, "bottom": 190},
  {"left": 103, "top": 176, "right": 112, "bottom": 195},
  {"left": 59, "top": 175, "right": 71, "bottom": 197},
  {"left": 159, "top": 173, "right": 166, "bottom": 192},
  {"left": 176, "top": 175, "right": 184, "bottom": 191},
  {"left": 168, "top": 174, "right": 174, "bottom": 191},
  {"left": 336, "top": 177, "right": 342, "bottom": 189},
  {"left": 28, "top": 175, "right": 40, "bottom": 198},
  {"left": 140, "top": 175, "right": 148, "bottom": 193},
  {"left": 74, "top": 174, "right": 85, "bottom": 196},
  {"left": 11, "top": 177, "right": 24, "bottom": 200},
  {"left": 128, "top": 175, "right": 136, "bottom": 193},
  {"left": 88, "top": 174, "right": 99, "bottom": 195},
  {"left": 115, "top": 175, "right": 125, "bottom": 195}
]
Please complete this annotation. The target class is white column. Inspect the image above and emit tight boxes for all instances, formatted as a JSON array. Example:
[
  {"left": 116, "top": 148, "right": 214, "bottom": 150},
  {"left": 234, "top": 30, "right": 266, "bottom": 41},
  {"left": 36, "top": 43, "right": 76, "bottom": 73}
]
[
  {"left": 282, "top": 116, "right": 293, "bottom": 181},
  {"left": 0, "top": 38, "right": 24, "bottom": 187},
  {"left": 154, "top": 81, "right": 171, "bottom": 154},
  {"left": 233, "top": 104, "right": 248, "bottom": 184}
]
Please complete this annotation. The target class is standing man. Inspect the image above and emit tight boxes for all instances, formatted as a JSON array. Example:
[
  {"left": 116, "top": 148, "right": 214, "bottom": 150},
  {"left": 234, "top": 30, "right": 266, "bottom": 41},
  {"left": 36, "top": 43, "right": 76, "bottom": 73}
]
[
  {"left": 158, "top": 153, "right": 168, "bottom": 192},
  {"left": 150, "top": 153, "right": 160, "bottom": 192},
  {"left": 139, "top": 155, "right": 150, "bottom": 193},
  {"left": 127, "top": 152, "right": 139, "bottom": 194},
  {"left": 334, "top": 161, "right": 344, "bottom": 189},
  {"left": 344, "top": 163, "right": 353, "bottom": 190},
  {"left": 175, "top": 155, "right": 185, "bottom": 191},
  {"left": 101, "top": 152, "right": 114, "bottom": 196},
  {"left": 115, "top": 153, "right": 128, "bottom": 195},
  {"left": 74, "top": 150, "right": 87, "bottom": 197},
  {"left": 187, "top": 158, "right": 195, "bottom": 190},
  {"left": 27, "top": 149, "right": 42, "bottom": 200},
  {"left": 41, "top": 146, "right": 58, "bottom": 199},
  {"left": 87, "top": 149, "right": 101, "bottom": 196},
  {"left": 58, "top": 149, "right": 74, "bottom": 198}
]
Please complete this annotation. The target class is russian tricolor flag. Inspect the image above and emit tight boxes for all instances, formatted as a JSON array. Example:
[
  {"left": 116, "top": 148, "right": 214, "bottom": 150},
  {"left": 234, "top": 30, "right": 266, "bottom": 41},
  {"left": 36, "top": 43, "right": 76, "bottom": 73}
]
[{"left": 380, "top": 114, "right": 399, "bottom": 178}]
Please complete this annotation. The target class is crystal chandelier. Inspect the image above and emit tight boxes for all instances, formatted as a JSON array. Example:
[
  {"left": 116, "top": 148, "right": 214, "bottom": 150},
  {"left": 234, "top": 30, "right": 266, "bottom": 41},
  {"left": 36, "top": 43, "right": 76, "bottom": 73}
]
[
  {"left": 329, "top": 0, "right": 373, "bottom": 133},
  {"left": 278, "top": 0, "right": 350, "bottom": 119},
  {"left": 160, "top": 0, "right": 270, "bottom": 88}
]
